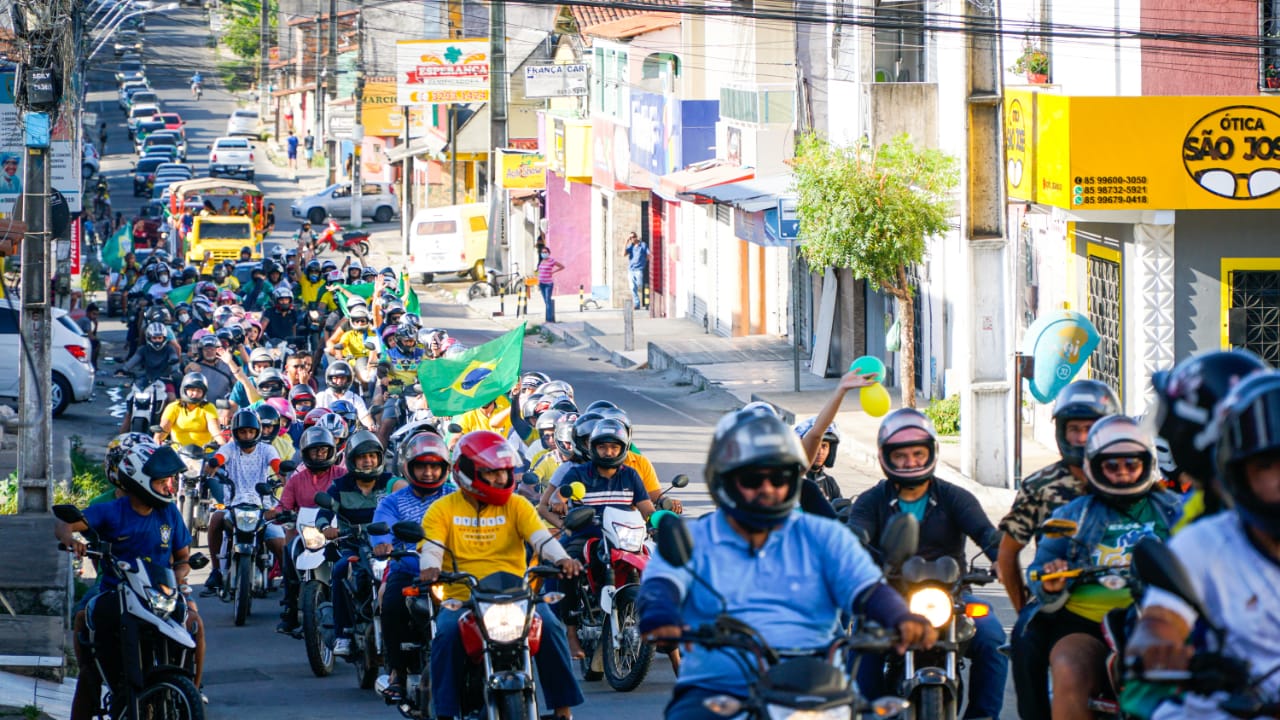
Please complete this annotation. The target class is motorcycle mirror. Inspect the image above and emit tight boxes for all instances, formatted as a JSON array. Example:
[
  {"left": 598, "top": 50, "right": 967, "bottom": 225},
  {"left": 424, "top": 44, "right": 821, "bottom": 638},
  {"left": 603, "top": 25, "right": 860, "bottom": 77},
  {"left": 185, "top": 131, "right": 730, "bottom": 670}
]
[
  {"left": 1132, "top": 537, "right": 1211, "bottom": 622},
  {"left": 313, "top": 492, "right": 334, "bottom": 509},
  {"left": 447, "top": 423, "right": 463, "bottom": 434},
  {"left": 557, "top": 484, "right": 575, "bottom": 499},
  {"left": 278, "top": 459, "right": 298, "bottom": 475},
  {"left": 670, "top": 474, "right": 690, "bottom": 489},
  {"left": 214, "top": 399, "right": 230, "bottom": 410},
  {"left": 521, "top": 473, "right": 540, "bottom": 486},
  {"left": 364, "top": 339, "right": 378, "bottom": 351},
  {"left": 1038, "top": 517, "right": 1080, "bottom": 539},
  {"left": 53, "top": 504, "right": 84, "bottom": 524},
  {"left": 655, "top": 512, "right": 694, "bottom": 568},
  {"left": 881, "top": 512, "right": 919, "bottom": 568},
  {"left": 254, "top": 481, "right": 273, "bottom": 496},
  {"left": 149, "top": 424, "right": 164, "bottom": 434},
  {"left": 563, "top": 507, "right": 596, "bottom": 533},
  {"left": 391, "top": 521, "right": 425, "bottom": 544},
  {"left": 188, "top": 552, "right": 210, "bottom": 570},
  {"left": 366, "top": 522, "right": 390, "bottom": 536}
]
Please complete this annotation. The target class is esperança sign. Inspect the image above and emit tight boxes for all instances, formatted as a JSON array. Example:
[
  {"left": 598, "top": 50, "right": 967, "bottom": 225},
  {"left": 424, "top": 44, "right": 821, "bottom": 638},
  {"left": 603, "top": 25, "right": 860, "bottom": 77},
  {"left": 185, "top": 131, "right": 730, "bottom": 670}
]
[{"left": 396, "top": 39, "right": 489, "bottom": 105}]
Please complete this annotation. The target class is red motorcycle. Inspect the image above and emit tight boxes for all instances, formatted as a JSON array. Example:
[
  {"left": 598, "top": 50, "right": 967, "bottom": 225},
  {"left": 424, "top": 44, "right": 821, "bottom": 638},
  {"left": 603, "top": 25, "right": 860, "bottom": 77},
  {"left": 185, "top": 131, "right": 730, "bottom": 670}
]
[{"left": 311, "top": 219, "right": 370, "bottom": 258}]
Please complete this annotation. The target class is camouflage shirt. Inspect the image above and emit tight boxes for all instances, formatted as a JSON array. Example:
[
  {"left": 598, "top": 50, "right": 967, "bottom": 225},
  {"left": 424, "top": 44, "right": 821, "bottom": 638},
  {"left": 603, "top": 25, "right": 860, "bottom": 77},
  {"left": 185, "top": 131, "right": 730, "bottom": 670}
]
[{"left": 998, "top": 461, "right": 1085, "bottom": 545}]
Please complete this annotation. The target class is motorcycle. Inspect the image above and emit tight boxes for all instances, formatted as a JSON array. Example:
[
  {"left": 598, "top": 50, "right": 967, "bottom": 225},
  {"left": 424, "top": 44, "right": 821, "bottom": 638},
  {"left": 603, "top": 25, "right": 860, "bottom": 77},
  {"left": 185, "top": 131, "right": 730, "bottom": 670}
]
[
  {"left": 313, "top": 492, "right": 390, "bottom": 689},
  {"left": 559, "top": 474, "right": 689, "bottom": 691},
  {"left": 878, "top": 513, "right": 999, "bottom": 720},
  {"left": 376, "top": 522, "right": 448, "bottom": 719},
  {"left": 191, "top": 82, "right": 202, "bottom": 100},
  {"left": 292, "top": 505, "right": 338, "bottom": 677},
  {"left": 220, "top": 477, "right": 291, "bottom": 626},
  {"left": 311, "top": 219, "right": 370, "bottom": 258},
  {"left": 54, "top": 504, "right": 209, "bottom": 720},
  {"left": 169, "top": 442, "right": 218, "bottom": 547},
  {"left": 651, "top": 512, "right": 911, "bottom": 719},
  {"left": 123, "top": 375, "right": 168, "bottom": 434}
]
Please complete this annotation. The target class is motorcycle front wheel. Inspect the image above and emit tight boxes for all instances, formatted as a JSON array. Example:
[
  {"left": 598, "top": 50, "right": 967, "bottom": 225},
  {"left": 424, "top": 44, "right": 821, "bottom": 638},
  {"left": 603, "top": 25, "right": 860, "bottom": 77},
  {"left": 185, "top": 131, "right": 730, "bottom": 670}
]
[
  {"left": 136, "top": 672, "right": 205, "bottom": 720},
  {"left": 180, "top": 493, "right": 196, "bottom": 544},
  {"left": 494, "top": 690, "right": 529, "bottom": 720},
  {"left": 302, "top": 581, "right": 335, "bottom": 677},
  {"left": 603, "top": 588, "right": 654, "bottom": 692},
  {"left": 233, "top": 555, "right": 252, "bottom": 626},
  {"left": 355, "top": 623, "right": 379, "bottom": 689},
  {"left": 913, "top": 685, "right": 955, "bottom": 720}
]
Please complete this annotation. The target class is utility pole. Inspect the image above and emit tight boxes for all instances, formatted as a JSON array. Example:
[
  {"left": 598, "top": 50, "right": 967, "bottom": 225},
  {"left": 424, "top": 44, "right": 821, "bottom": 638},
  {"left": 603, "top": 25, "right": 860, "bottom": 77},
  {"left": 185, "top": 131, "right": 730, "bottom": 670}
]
[
  {"left": 486, "top": 0, "right": 508, "bottom": 275},
  {"left": 259, "top": 0, "right": 269, "bottom": 118},
  {"left": 350, "top": 5, "right": 364, "bottom": 228},
  {"left": 314, "top": 7, "right": 325, "bottom": 179},
  {"left": 400, "top": 104, "right": 412, "bottom": 255},
  {"left": 326, "top": 0, "right": 338, "bottom": 185}
]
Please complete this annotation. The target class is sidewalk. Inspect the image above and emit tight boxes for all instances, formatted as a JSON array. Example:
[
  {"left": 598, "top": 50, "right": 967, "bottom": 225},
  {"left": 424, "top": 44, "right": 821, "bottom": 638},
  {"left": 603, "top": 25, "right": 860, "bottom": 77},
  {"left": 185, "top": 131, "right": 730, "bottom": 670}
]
[
  {"left": 462, "top": 293, "right": 1058, "bottom": 516},
  {"left": 0, "top": 670, "right": 71, "bottom": 720}
]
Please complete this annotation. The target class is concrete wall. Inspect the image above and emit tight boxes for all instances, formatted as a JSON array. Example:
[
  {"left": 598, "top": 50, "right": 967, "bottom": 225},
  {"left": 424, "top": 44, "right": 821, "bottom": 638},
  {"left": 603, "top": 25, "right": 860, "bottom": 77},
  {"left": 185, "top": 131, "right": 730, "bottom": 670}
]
[
  {"left": 867, "top": 83, "right": 938, "bottom": 147},
  {"left": 543, "top": 171, "right": 592, "bottom": 294},
  {"left": 1141, "top": 0, "right": 1257, "bottom": 96},
  {"left": 1173, "top": 210, "right": 1280, "bottom": 358}
]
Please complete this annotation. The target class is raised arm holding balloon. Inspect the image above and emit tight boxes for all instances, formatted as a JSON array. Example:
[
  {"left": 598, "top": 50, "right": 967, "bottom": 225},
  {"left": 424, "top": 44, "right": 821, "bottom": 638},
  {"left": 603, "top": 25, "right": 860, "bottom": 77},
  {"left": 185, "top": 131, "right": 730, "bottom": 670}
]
[{"left": 798, "top": 357, "right": 884, "bottom": 468}]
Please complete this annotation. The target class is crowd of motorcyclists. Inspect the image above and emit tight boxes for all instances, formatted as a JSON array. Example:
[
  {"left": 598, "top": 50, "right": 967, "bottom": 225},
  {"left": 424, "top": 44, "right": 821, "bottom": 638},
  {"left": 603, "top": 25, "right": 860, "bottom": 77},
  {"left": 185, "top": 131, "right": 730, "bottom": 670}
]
[{"left": 54, "top": 238, "right": 1280, "bottom": 720}]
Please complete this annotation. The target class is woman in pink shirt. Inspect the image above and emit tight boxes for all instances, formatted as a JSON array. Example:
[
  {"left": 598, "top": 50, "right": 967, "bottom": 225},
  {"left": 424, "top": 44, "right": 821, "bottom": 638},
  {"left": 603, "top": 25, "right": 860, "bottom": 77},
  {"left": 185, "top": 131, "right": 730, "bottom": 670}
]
[
  {"left": 266, "top": 426, "right": 347, "bottom": 634},
  {"left": 536, "top": 244, "right": 565, "bottom": 323}
]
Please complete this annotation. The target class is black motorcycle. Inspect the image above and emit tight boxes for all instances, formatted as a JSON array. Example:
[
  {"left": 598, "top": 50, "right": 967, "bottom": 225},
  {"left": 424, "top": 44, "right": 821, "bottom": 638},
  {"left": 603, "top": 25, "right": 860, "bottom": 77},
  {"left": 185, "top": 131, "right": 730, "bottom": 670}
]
[
  {"left": 220, "top": 477, "right": 291, "bottom": 626},
  {"left": 55, "top": 504, "right": 209, "bottom": 720}
]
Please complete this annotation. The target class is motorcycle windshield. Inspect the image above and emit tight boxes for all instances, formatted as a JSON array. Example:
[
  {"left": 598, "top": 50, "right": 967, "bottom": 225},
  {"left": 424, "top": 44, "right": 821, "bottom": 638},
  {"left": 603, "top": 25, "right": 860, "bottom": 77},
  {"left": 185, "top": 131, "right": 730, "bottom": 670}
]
[{"left": 144, "top": 561, "right": 178, "bottom": 595}]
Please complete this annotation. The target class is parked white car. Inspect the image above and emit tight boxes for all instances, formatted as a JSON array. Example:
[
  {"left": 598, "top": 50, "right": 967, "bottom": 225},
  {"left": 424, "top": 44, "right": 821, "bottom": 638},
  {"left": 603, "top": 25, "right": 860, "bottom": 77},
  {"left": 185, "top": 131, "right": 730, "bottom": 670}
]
[
  {"left": 0, "top": 298, "right": 95, "bottom": 416},
  {"left": 225, "top": 109, "right": 261, "bottom": 138},
  {"left": 290, "top": 182, "right": 399, "bottom": 225},
  {"left": 82, "top": 142, "right": 100, "bottom": 178}
]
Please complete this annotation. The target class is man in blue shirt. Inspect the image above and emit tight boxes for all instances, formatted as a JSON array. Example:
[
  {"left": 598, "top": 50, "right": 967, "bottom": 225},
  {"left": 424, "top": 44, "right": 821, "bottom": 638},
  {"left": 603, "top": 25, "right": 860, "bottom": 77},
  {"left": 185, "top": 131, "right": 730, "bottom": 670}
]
[
  {"left": 369, "top": 433, "right": 456, "bottom": 703},
  {"left": 846, "top": 408, "right": 1006, "bottom": 719},
  {"left": 55, "top": 442, "right": 204, "bottom": 720},
  {"left": 638, "top": 406, "right": 935, "bottom": 718},
  {"left": 625, "top": 232, "right": 649, "bottom": 310}
]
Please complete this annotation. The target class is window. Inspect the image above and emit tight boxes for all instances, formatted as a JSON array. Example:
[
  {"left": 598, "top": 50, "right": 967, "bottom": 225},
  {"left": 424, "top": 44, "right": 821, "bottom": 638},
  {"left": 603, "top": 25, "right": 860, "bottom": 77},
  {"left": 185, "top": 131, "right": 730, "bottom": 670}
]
[
  {"left": 873, "top": 1, "right": 927, "bottom": 82},
  {"left": 468, "top": 216, "right": 487, "bottom": 232},
  {"left": 415, "top": 220, "right": 457, "bottom": 235},
  {"left": 1264, "top": 0, "right": 1280, "bottom": 87},
  {"left": 719, "top": 85, "right": 795, "bottom": 125},
  {"left": 0, "top": 309, "right": 16, "bottom": 334}
]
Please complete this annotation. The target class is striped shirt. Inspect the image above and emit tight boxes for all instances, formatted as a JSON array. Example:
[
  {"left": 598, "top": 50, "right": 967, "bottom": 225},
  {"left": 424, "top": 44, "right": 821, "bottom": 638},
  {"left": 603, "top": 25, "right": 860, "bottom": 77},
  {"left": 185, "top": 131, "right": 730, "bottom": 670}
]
[
  {"left": 537, "top": 257, "right": 557, "bottom": 283},
  {"left": 557, "top": 462, "right": 647, "bottom": 512}
]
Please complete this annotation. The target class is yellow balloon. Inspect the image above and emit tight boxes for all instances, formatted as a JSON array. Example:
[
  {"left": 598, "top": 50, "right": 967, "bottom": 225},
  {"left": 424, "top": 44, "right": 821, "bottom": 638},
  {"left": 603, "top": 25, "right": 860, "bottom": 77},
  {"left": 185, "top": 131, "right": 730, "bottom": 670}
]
[{"left": 859, "top": 383, "right": 891, "bottom": 418}]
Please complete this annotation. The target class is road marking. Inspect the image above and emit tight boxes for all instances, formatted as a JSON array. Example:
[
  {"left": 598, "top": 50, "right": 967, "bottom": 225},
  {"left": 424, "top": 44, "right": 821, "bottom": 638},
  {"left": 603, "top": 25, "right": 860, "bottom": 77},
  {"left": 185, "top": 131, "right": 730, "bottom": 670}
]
[{"left": 634, "top": 392, "right": 706, "bottom": 426}]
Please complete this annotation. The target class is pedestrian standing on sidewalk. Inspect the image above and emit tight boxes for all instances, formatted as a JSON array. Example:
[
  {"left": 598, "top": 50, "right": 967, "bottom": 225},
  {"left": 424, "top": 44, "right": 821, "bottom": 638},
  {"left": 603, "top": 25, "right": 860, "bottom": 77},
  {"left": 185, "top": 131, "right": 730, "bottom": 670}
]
[
  {"left": 625, "top": 232, "right": 648, "bottom": 310},
  {"left": 98, "top": 122, "right": 108, "bottom": 151},
  {"left": 304, "top": 131, "right": 315, "bottom": 167},
  {"left": 536, "top": 246, "right": 565, "bottom": 324},
  {"left": 286, "top": 131, "right": 299, "bottom": 174},
  {"left": 264, "top": 203, "right": 277, "bottom": 235},
  {"left": 77, "top": 302, "right": 102, "bottom": 370}
]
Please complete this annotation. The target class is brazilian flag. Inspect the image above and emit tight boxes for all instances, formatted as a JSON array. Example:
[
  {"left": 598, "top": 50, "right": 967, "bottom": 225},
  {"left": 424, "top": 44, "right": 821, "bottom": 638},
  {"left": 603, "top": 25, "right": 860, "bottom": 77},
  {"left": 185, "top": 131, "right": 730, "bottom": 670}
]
[
  {"left": 165, "top": 283, "right": 195, "bottom": 307},
  {"left": 102, "top": 226, "right": 131, "bottom": 273},
  {"left": 397, "top": 273, "right": 421, "bottom": 315},
  {"left": 417, "top": 323, "right": 525, "bottom": 416},
  {"left": 335, "top": 276, "right": 420, "bottom": 316}
]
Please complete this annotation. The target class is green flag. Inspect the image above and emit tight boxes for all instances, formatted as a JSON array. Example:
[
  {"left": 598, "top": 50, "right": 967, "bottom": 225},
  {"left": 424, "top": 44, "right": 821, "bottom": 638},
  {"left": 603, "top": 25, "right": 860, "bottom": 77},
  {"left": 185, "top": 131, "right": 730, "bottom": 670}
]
[
  {"left": 398, "top": 273, "right": 420, "bottom": 315},
  {"left": 102, "top": 226, "right": 131, "bottom": 273},
  {"left": 165, "top": 284, "right": 195, "bottom": 306},
  {"left": 417, "top": 323, "right": 525, "bottom": 416},
  {"left": 334, "top": 282, "right": 376, "bottom": 316}
]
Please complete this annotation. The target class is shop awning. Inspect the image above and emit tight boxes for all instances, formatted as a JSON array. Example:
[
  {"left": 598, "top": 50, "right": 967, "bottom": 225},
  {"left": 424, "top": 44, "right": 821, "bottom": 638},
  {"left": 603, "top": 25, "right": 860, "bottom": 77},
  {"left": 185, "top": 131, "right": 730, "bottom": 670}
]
[
  {"left": 688, "top": 173, "right": 794, "bottom": 211},
  {"left": 385, "top": 133, "right": 447, "bottom": 163},
  {"left": 655, "top": 161, "right": 755, "bottom": 203}
]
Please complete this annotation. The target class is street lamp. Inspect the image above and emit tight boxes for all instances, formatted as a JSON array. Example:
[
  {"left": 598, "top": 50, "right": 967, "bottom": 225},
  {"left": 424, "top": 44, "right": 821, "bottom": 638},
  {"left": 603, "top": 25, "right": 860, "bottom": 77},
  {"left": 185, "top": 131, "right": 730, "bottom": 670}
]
[{"left": 87, "top": 3, "right": 178, "bottom": 60}]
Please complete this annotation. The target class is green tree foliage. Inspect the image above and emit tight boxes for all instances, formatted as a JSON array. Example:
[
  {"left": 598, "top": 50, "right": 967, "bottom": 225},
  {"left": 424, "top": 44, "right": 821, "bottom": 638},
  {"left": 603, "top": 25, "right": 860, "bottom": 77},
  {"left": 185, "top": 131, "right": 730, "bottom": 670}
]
[
  {"left": 793, "top": 132, "right": 959, "bottom": 408},
  {"left": 220, "top": 0, "right": 278, "bottom": 60}
]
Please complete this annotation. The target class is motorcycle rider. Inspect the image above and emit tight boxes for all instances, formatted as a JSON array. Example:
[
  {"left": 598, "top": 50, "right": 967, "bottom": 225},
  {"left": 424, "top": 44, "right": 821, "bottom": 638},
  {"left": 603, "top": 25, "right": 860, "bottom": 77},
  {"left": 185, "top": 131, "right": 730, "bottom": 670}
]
[
  {"left": 261, "top": 286, "right": 301, "bottom": 342},
  {"left": 418, "top": 430, "right": 585, "bottom": 720},
  {"left": 370, "top": 433, "right": 457, "bottom": 703},
  {"left": 153, "top": 372, "right": 221, "bottom": 450},
  {"left": 256, "top": 402, "right": 295, "bottom": 461},
  {"left": 189, "top": 71, "right": 202, "bottom": 97},
  {"left": 637, "top": 405, "right": 937, "bottom": 718},
  {"left": 1000, "top": 379, "right": 1121, "bottom": 719},
  {"left": 1123, "top": 370, "right": 1280, "bottom": 720},
  {"left": 384, "top": 324, "right": 426, "bottom": 389},
  {"left": 320, "top": 430, "right": 392, "bottom": 657},
  {"left": 120, "top": 321, "right": 182, "bottom": 399},
  {"left": 267, "top": 425, "right": 347, "bottom": 634},
  {"left": 56, "top": 442, "right": 206, "bottom": 720},
  {"left": 185, "top": 337, "right": 245, "bottom": 423},
  {"left": 795, "top": 417, "right": 843, "bottom": 500},
  {"left": 239, "top": 261, "right": 275, "bottom": 312},
  {"left": 846, "top": 408, "right": 1007, "bottom": 719},
  {"left": 203, "top": 410, "right": 285, "bottom": 595},
  {"left": 1027, "top": 415, "right": 1181, "bottom": 720},
  {"left": 315, "top": 360, "right": 375, "bottom": 429},
  {"left": 287, "top": 384, "right": 317, "bottom": 444}
]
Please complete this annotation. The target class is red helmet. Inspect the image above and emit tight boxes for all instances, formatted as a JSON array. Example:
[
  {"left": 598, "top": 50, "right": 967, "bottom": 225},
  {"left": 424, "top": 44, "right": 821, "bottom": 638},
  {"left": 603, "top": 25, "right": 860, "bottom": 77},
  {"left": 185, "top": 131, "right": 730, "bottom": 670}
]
[
  {"left": 303, "top": 407, "right": 333, "bottom": 427},
  {"left": 400, "top": 433, "right": 451, "bottom": 490},
  {"left": 451, "top": 431, "right": 519, "bottom": 505}
]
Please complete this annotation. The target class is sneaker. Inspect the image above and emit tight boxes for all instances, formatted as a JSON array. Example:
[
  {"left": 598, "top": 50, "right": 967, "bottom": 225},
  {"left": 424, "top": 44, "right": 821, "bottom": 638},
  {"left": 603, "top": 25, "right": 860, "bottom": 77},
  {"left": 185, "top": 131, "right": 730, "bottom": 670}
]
[
  {"left": 332, "top": 637, "right": 351, "bottom": 657},
  {"left": 276, "top": 618, "right": 300, "bottom": 635},
  {"left": 201, "top": 571, "right": 223, "bottom": 597}
]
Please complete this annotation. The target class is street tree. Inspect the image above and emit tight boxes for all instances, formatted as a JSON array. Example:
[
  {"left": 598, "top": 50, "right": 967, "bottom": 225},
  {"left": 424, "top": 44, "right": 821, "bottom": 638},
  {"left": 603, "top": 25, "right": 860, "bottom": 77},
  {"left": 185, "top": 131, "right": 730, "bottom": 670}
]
[{"left": 792, "top": 133, "right": 959, "bottom": 408}]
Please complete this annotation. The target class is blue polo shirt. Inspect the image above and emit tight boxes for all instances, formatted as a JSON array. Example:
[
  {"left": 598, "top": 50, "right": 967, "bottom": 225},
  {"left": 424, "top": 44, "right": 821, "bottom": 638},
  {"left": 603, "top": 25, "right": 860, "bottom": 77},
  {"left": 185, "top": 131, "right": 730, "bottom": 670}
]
[
  {"left": 642, "top": 510, "right": 883, "bottom": 695},
  {"left": 82, "top": 497, "right": 192, "bottom": 589}
]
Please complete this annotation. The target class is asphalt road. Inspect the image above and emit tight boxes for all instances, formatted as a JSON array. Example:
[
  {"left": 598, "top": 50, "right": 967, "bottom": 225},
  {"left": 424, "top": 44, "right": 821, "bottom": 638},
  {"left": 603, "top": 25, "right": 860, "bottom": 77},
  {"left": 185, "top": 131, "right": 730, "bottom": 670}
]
[{"left": 64, "top": 8, "right": 1024, "bottom": 718}]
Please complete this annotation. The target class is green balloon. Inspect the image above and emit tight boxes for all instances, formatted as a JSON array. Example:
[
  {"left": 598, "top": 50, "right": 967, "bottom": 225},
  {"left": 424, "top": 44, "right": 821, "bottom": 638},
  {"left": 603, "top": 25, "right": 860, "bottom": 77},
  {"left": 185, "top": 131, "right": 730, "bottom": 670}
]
[
  {"left": 650, "top": 509, "right": 676, "bottom": 529},
  {"left": 849, "top": 355, "right": 887, "bottom": 383}
]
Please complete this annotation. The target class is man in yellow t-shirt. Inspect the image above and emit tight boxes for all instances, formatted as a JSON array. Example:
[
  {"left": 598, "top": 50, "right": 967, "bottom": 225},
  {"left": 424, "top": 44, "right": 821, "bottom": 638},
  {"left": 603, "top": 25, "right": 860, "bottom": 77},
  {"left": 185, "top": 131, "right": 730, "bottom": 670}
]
[
  {"left": 418, "top": 431, "right": 583, "bottom": 719},
  {"left": 455, "top": 395, "right": 512, "bottom": 436},
  {"left": 155, "top": 372, "right": 221, "bottom": 448}
]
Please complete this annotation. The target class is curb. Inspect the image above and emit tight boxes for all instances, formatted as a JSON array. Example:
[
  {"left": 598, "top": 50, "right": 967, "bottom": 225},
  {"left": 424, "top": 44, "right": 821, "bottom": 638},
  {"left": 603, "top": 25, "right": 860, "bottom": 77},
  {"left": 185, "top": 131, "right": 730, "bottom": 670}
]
[{"left": 536, "top": 320, "right": 642, "bottom": 369}]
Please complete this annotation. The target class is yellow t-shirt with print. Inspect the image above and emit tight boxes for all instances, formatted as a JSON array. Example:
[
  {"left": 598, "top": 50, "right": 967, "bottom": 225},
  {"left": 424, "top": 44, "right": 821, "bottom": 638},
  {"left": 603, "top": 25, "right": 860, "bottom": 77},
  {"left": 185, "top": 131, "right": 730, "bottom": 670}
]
[
  {"left": 456, "top": 395, "right": 512, "bottom": 436},
  {"left": 161, "top": 401, "right": 219, "bottom": 447},
  {"left": 625, "top": 451, "right": 660, "bottom": 496},
  {"left": 529, "top": 449, "right": 561, "bottom": 486},
  {"left": 338, "top": 329, "right": 376, "bottom": 359},
  {"left": 422, "top": 491, "right": 544, "bottom": 601}
]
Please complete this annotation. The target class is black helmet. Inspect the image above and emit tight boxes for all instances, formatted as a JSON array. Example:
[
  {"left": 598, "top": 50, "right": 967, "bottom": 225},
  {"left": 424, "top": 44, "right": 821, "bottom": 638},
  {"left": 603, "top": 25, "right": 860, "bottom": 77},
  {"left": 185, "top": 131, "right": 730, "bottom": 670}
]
[
  {"left": 255, "top": 403, "right": 283, "bottom": 441},
  {"left": 212, "top": 263, "right": 228, "bottom": 282},
  {"left": 240, "top": 245, "right": 253, "bottom": 257},
  {"left": 261, "top": 259, "right": 278, "bottom": 276},
  {"left": 330, "top": 399, "right": 359, "bottom": 428},
  {"left": 1051, "top": 379, "right": 1121, "bottom": 467},
  {"left": 326, "top": 361, "right": 353, "bottom": 393},
  {"left": 345, "top": 430, "right": 385, "bottom": 483},
  {"left": 180, "top": 266, "right": 199, "bottom": 284},
  {"left": 1214, "top": 371, "right": 1280, "bottom": 540},
  {"left": 705, "top": 406, "right": 807, "bottom": 530},
  {"left": 256, "top": 368, "right": 287, "bottom": 399},
  {"left": 1082, "top": 415, "right": 1157, "bottom": 505},
  {"left": 876, "top": 408, "right": 939, "bottom": 488},
  {"left": 299, "top": 426, "right": 338, "bottom": 472},
  {"left": 572, "top": 411, "right": 605, "bottom": 461},
  {"left": 180, "top": 372, "right": 208, "bottom": 404},
  {"left": 1151, "top": 349, "right": 1270, "bottom": 483},
  {"left": 584, "top": 400, "right": 618, "bottom": 414},
  {"left": 231, "top": 409, "right": 262, "bottom": 449},
  {"left": 589, "top": 418, "right": 630, "bottom": 469},
  {"left": 304, "top": 260, "right": 321, "bottom": 281}
]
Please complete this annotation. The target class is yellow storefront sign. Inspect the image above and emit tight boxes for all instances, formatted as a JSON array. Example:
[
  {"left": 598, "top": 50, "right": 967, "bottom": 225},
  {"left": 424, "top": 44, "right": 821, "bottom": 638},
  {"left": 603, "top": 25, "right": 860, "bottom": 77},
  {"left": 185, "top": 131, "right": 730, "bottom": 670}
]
[
  {"left": 362, "top": 79, "right": 429, "bottom": 137},
  {"left": 1005, "top": 93, "right": 1280, "bottom": 210},
  {"left": 496, "top": 150, "right": 547, "bottom": 189}
]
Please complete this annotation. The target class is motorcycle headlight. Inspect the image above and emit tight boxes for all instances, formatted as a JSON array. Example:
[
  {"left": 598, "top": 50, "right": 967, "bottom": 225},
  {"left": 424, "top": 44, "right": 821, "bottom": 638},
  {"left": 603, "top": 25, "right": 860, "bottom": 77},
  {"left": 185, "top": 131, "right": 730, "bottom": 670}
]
[
  {"left": 235, "top": 508, "right": 262, "bottom": 532},
  {"left": 909, "top": 587, "right": 953, "bottom": 628},
  {"left": 479, "top": 600, "right": 528, "bottom": 643},
  {"left": 612, "top": 523, "right": 647, "bottom": 552},
  {"left": 765, "top": 705, "right": 852, "bottom": 720},
  {"left": 300, "top": 525, "right": 325, "bottom": 550},
  {"left": 146, "top": 587, "right": 178, "bottom": 616}
]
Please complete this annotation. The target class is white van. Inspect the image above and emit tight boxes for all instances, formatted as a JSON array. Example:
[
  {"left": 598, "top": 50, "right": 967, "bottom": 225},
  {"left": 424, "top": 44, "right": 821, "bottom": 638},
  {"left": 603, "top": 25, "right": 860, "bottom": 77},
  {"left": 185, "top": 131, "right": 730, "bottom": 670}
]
[{"left": 405, "top": 203, "right": 489, "bottom": 283}]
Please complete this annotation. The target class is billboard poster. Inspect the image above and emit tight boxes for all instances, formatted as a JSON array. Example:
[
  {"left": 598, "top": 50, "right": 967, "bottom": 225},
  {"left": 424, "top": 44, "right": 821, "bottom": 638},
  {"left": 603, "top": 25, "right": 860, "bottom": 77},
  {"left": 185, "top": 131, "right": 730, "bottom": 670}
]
[
  {"left": 396, "top": 39, "right": 489, "bottom": 105},
  {"left": 0, "top": 72, "right": 82, "bottom": 214}
]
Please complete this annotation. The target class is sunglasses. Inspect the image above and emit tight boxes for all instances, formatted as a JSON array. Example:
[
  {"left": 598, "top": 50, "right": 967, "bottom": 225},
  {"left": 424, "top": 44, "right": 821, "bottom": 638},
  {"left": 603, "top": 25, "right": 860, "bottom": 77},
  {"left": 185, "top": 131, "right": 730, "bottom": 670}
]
[
  {"left": 1101, "top": 458, "right": 1143, "bottom": 472},
  {"left": 735, "top": 470, "right": 795, "bottom": 490}
]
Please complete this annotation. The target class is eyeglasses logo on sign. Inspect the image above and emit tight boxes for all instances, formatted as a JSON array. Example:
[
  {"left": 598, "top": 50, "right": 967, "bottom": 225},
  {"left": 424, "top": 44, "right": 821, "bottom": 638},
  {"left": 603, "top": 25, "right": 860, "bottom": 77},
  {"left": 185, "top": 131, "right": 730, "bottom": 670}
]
[
  {"left": 1005, "top": 99, "right": 1027, "bottom": 190},
  {"left": 1183, "top": 105, "right": 1280, "bottom": 200}
]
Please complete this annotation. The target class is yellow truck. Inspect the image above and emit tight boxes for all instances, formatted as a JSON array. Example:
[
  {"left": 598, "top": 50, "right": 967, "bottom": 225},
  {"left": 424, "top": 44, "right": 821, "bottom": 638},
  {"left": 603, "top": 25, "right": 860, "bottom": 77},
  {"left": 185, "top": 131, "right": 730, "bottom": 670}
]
[{"left": 186, "top": 215, "right": 260, "bottom": 264}]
